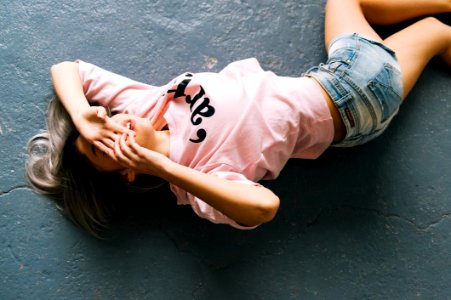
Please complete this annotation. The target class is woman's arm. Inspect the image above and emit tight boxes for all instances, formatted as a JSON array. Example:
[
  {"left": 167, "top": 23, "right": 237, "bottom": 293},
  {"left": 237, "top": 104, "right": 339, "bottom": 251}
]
[
  {"left": 114, "top": 134, "right": 280, "bottom": 227},
  {"left": 163, "top": 158, "right": 280, "bottom": 226},
  {"left": 50, "top": 62, "right": 91, "bottom": 121},
  {"left": 50, "top": 62, "right": 132, "bottom": 154}
]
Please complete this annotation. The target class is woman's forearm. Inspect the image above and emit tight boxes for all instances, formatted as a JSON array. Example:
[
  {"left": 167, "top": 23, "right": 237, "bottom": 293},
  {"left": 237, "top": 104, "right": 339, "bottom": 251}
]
[
  {"left": 161, "top": 160, "right": 280, "bottom": 226},
  {"left": 115, "top": 134, "right": 279, "bottom": 226},
  {"left": 50, "top": 61, "right": 90, "bottom": 123}
]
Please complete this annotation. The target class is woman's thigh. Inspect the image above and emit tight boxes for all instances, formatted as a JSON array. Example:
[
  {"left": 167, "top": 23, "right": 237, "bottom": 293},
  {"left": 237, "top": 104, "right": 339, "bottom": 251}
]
[
  {"left": 324, "top": 0, "right": 382, "bottom": 49},
  {"left": 383, "top": 17, "right": 451, "bottom": 98}
]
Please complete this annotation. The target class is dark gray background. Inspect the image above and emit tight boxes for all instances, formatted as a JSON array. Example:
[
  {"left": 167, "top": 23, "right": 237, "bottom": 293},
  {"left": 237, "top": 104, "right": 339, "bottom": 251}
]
[{"left": 1, "top": 1, "right": 450, "bottom": 299}]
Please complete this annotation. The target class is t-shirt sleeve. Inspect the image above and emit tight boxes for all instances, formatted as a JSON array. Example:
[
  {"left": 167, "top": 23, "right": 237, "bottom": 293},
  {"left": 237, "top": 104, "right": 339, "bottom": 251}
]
[
  {"left": 172, "top": 170, "right": 262, "bottom": 230},
  {"left": 76, "top": 60, "right": 156, "bottom": 114},
  {"left": 219, "top": 57, "right": 264, "bottom": 78}
]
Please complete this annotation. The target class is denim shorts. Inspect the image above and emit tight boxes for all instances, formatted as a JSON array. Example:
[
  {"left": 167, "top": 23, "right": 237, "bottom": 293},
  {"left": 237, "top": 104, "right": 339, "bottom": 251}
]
[{"left": 304, "top": 33, "right": 403, "bottom": 147}]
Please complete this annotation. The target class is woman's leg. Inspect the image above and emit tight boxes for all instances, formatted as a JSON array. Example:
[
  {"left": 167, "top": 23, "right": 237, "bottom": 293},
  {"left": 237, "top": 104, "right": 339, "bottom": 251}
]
[
  {"left": 324, "top": 0, "right": 451, "bottom": 99},
  {"left": 360, "top": 0, "right": 451, "bottom": 25},
  {"left": 383, "top": 18, "right": 451, "bottom": 98},
  {"left": 324, "top": 0, "right": 451, "bottom": 47},
  {"left": 324, "top": 0, "right": 383, "bottom": 48}
]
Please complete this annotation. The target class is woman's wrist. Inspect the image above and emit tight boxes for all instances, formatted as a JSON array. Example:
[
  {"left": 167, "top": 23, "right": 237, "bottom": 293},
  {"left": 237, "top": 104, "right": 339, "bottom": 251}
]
[
  {"left": 71, "top": 102, "right": 91, "bottom": 125},
  {"left": 157, "top": 156, "right": 178, "bottom": 181}
]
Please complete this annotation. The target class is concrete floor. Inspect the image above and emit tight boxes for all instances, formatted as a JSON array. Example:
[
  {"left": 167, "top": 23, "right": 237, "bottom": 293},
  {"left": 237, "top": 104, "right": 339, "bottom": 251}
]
[{"left": 1, "top": 1, "right": 450, "bottom": 299}]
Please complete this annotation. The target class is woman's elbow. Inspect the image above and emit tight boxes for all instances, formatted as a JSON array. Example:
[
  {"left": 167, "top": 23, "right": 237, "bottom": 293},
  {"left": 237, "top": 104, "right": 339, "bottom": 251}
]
[
  {"left": 257, "top": 194, "right": 280, "bottom": 224},
  {"left": 50, "top": 61, "right": 77, "bottom": 74}
]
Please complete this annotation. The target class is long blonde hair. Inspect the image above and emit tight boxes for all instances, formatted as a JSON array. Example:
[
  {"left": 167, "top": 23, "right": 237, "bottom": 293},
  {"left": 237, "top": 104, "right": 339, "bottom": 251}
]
[{"left": 26, "top": 96, "right": 122, "bottom": 238}]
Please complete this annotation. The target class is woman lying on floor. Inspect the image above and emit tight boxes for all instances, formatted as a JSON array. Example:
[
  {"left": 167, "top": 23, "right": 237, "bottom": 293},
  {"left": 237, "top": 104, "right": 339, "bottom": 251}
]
[{"left": 27, "top": 0, "right": 451, "bottom": 237}]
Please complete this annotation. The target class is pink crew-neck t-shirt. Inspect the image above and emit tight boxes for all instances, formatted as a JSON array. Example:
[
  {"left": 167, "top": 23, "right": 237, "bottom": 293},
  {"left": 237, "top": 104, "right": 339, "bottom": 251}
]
[{"left": 77, "top": 58, "right": 334, "bottom": 229}]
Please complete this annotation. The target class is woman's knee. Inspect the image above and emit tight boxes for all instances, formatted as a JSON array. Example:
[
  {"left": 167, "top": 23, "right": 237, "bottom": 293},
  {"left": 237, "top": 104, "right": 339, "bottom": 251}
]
[
  {"left": 422, "top": 16, "right": 448, "bottom": 28},
  {"left": 383, "top": 16, "right": 451, "bottom": 98},
  {"left": 420, "top": 17, "right": 451, "bottom": 48},
  {"left": 325, "top": 0, "right": 381, "bottom": 47}
]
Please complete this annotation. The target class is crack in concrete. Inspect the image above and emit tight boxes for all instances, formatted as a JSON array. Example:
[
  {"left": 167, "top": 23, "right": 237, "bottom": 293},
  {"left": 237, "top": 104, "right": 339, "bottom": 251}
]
[
  {"left": 344, "top": 205, "right": 451, "bottom": 231},
  {"left": 191, "top": 281, "right": 205, "bottom": 299},
  {"left": 7, "top": 244, "right": 25, "bottom": 271},
  {"left": 162, "top": 229, "right": 240, "bottom": 271},
  {"left": 8, "top": 245, "right": 21, "bottom": 264},
  {"left": 0, "top": 185, "right": 30, "bottom": 196},
  {"left": 305, "top": 205, "right": 451, "bottom": 232}
]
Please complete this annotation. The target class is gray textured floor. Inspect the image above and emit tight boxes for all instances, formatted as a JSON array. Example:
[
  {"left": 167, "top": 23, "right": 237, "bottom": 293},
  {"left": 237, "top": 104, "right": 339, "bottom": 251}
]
[{"left": 1, "top": 1, "right": 451, "bottom": 299}]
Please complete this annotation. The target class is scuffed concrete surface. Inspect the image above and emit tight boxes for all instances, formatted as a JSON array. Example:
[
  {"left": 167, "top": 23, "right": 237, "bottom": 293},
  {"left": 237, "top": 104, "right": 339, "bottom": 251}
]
[{"left": 1, "top": 0, "right": 450, "bottom": 299}]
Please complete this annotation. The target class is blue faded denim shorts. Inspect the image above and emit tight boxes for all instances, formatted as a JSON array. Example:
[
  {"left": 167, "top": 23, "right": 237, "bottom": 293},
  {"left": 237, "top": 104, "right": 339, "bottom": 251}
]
[{"left": 304, "top": 33, "right": 403, "bottom": 147}]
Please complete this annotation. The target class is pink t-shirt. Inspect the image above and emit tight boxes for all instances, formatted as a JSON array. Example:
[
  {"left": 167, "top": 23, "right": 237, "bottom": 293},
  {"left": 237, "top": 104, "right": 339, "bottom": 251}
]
[{"left": 77, "top": 58, "right": 333, "bottom": 229}]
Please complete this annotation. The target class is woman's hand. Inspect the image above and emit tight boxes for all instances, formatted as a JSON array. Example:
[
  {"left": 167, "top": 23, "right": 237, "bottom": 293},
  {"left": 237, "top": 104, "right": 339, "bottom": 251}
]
[
  {"left": 113, "top": 132, "right": 279, "bottom": 227},
  {"left": 113, "top": 133, "right": 169, "bottom": 177},
  {"left": 75, "top": 106, "right": 134, "bottom": 156},
  {"left": 50, "top": 61, "right": 135, "bottom": 156}
]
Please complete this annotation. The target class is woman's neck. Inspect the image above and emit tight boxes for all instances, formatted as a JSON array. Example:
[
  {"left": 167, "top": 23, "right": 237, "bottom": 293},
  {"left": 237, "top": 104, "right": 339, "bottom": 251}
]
[{"left": 153, "top": 130, "right": 170, "bottom": 158}]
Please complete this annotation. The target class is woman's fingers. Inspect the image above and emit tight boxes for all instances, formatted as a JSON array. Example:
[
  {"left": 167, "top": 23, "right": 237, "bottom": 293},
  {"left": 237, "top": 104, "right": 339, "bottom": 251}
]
[
  {"left": 93, "top": 141, "right": 114, "bottom": 157},
  {"left": 96, "top": 106, "right": 107, "bottom": 120},
  {"left": 114, "top": 134, "right": 129, "bottom": 163},
  {"left": 104, "top": 130, "right": 119, "bottom": 144},
  {"left": 127, "top": 133, "right": 144, "bottom": 154},
  {"left": 102, "top": 138, "right": 117, "bottom": 159},
  {"left": 114, "top": 134, "right": 139, "bottom": 167},
  {"left": 105, "top": 117, "right": 135, "bottom": 136},
  {"left": 101, "top": 137, "right": 115, "bottom": 149},
  {"left": 91, "top": 136, "right": 116, "bottom": 158},
  {"left": 119, "top": 134, "right": 140, "bottom": 160}
]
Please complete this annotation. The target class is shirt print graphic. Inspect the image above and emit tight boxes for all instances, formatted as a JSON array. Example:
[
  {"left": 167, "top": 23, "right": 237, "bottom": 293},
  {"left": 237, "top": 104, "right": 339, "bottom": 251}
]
[{"left": 167, "top": 73, "right": 216, "bottom": 143}]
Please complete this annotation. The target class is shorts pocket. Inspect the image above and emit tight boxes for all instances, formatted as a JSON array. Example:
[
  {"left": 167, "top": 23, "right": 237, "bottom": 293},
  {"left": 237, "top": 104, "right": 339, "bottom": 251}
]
[
  {"left": 368, "top": 63, "right": 402, "bottom": 122},
  {"left": 326, "top": 48, "right": 357, "bottom": 73}
]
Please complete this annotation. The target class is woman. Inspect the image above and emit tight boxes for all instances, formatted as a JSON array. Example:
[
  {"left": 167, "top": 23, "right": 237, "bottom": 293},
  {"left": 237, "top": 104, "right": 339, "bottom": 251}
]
[{"left": 27, "top": 0, "right": 451, "bottom": 237}]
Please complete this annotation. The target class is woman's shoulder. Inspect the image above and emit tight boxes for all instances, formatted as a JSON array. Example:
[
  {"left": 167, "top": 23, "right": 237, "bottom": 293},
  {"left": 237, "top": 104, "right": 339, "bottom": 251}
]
[{"left": 218, "top": 58, "right": 264, "bottom": 76}]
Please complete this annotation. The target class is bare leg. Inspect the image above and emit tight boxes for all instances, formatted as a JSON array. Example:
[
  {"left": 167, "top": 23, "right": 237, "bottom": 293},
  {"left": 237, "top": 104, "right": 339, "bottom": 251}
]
[
  {"left": 324, "top": 0, "right": 451, "bottom": 100},
  {"left": 324, "top": 0, "right": 383, "bottom": 48},
  {"left": 325, "top": 0, "right": 451, "bottom": 47},
  {"left": 359, "top": 0, "right": 451, "bottom": 98},
  {"left": 384, "top": 18, "right": 451, "bottom": 98},
  {"left": 360, "top": 0, "right": 451, "bottom": 25}
]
